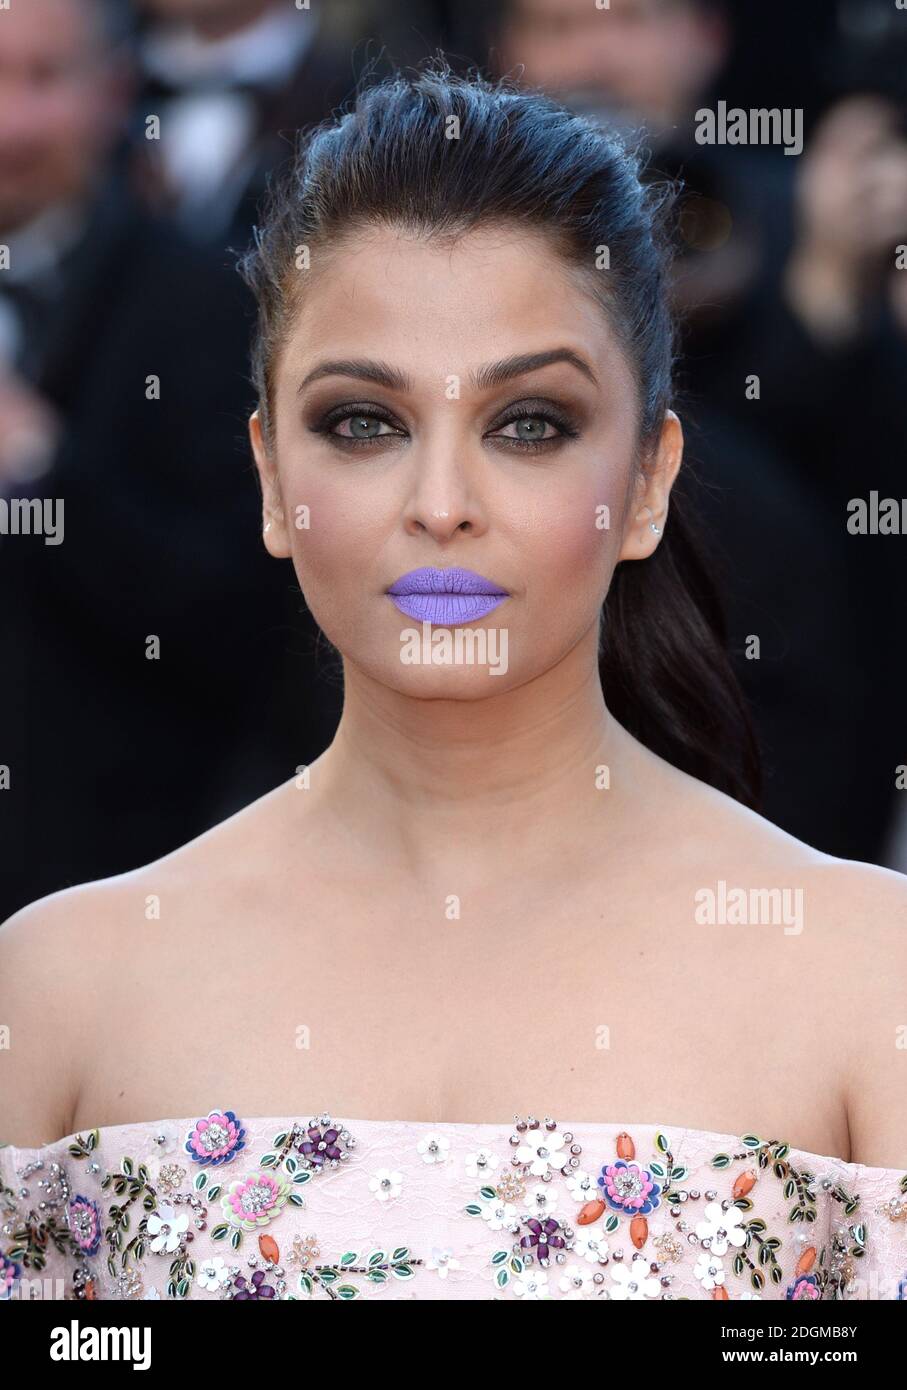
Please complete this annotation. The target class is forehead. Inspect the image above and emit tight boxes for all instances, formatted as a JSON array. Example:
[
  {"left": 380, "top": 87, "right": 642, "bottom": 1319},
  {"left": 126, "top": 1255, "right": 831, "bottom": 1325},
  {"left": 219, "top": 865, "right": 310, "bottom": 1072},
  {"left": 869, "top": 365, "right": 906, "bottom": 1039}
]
[{"left": 279, "top": 223, "right": 630, "bottom": 387}]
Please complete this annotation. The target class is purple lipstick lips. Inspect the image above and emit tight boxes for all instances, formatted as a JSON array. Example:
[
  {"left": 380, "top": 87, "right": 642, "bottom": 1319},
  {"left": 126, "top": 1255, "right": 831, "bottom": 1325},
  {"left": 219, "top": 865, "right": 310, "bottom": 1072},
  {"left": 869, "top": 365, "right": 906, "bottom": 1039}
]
[{"left": 387, "top": 566, "right": 509, "bottom": 625}]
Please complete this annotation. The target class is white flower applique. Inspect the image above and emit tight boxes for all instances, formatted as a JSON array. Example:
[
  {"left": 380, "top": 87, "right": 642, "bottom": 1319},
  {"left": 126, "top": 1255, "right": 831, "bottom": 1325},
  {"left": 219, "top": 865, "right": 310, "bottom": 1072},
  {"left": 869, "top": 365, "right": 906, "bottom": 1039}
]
[
  {"left": 369, "top": 1169, "right": 404, "bottom": 1203},
  {"left": 694, "top": 1251, "right": 726, "bottom": 1291},
  {"left": 146, "top": 1205, "right": 190, "bottom": 1255},
  {"left": 426, "top": 1247, "right": 461, "bottom": 1280},
  {"left": 196, "top": 1256, "right": 232, "bottom": 1292},
  {"left": 417, "top": 1133, "right": 450, "bottom": 1165},
  {"left": 608, "top": 1253, "right": 661, "bottom": 1301},
  {"left": 514, "top": 1129, "right": 568, "bottom": 1178},
  {"left": 558, "top": 1262, "right": 600, "bottom": 1299},
  {"left": 695, "top": 1202, "right": 747, "bottom": 1256},
  {"left": 465, "top": 1148, "right": 500, "bottom": 1179}
]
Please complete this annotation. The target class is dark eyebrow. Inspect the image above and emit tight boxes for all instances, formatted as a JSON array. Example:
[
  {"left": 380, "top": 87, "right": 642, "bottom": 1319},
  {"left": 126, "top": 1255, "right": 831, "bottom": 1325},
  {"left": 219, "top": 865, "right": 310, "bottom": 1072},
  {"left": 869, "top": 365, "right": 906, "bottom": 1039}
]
[
  {"left": 297, "top": 358, "right": 412, "bottom": 393},
  {"left": 472, "top": 349, "right": 598, "bottom": 390},
  {"left": 296, "top": 348, "right": 598, "bottom": 395}
]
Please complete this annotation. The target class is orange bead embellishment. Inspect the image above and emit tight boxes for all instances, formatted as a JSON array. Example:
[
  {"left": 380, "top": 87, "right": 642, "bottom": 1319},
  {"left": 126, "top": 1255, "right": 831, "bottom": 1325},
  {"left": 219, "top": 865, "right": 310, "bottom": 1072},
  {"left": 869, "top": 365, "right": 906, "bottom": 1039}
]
[
  {"left": 577, "top": 1199, "right": 606, "bottom": 1226},
  {"left": 732, "top": 1169, "right": 757, "bottom": 1199},
  {"left": 629, "top": 1215, "right": 648, "bottom": 1249},
  {"left": 796, "top": 1246, "right": 817, "bottom": 1274},
  {"left": 712, "top": 1285, "right": 729, "bottom": 1300},
  {"left": 258, "top": 1233, "right": 280, "bottom": 1264},
  {"left": 616, "top": 1131, "right": 635, "bottom": 1160}
]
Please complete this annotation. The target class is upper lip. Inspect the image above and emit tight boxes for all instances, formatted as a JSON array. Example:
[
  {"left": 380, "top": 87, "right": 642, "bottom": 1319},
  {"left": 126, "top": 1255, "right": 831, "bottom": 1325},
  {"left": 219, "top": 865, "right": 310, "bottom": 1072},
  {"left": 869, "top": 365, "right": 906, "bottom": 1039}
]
[{"left": 387, "top": 566, "right": 509, "bottom": 596}]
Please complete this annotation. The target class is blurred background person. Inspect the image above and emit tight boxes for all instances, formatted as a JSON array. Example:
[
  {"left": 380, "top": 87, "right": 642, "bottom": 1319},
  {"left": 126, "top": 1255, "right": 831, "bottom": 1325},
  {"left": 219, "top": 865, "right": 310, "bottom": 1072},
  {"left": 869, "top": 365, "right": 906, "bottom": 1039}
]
[
  {"left": 128, "top": 0, "right": 357, "bottom": 244},
  {"left": 0, "top": 0, "right": 343, "bottom": 921},
  {"left": 478, "top": 0, "right": 907, "bottom": 863}
]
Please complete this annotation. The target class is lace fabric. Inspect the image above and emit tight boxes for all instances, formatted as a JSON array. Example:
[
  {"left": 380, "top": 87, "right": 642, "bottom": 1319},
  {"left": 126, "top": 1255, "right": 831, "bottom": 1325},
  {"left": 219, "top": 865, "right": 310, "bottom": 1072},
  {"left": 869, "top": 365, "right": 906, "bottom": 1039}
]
[{"left": 2, "top": 1112, "right": 905, "bottom": 1301}]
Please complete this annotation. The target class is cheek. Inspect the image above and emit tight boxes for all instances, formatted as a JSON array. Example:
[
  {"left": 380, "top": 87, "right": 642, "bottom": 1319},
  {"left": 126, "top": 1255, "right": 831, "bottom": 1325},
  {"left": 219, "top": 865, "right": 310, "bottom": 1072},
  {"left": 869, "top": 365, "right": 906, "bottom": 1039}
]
[
  {"left": 524, "top": 470, "right": 627, "bottom": 604},
  {"left": 281, "top": 469, "right": 384, "bottom": 604}
]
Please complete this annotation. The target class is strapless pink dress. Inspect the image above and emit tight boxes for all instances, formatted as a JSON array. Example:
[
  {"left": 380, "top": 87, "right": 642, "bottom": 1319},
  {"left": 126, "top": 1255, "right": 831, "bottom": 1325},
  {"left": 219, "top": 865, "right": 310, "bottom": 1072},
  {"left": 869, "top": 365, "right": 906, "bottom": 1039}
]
[{"left": 2, "top": 1111, "right": 905, "bottom": 1300}]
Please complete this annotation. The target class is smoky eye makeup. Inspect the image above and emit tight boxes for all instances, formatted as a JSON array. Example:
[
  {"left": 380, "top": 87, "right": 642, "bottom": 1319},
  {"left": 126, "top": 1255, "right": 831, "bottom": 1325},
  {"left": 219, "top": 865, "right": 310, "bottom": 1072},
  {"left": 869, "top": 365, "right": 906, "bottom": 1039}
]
[
  {"left": 305, "top": 401, "right": 408, "bottom": 449},
  {"left": 304, "top": 392, "right": 586, "bottom": 454}
]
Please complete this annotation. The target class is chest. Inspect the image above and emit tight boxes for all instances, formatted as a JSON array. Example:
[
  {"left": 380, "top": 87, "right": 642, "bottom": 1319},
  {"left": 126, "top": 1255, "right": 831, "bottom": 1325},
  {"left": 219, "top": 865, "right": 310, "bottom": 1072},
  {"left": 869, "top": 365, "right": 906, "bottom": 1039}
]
[{"left": 75, "top": 877, "right": 844, "bottom": 1157}]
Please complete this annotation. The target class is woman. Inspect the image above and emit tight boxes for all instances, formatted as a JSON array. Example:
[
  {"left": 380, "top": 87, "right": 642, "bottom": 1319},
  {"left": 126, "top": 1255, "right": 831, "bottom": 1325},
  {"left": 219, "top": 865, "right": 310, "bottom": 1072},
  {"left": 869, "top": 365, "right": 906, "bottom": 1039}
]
[{"left": 2, "top": 65, "right": 906, "bottom": 1303}]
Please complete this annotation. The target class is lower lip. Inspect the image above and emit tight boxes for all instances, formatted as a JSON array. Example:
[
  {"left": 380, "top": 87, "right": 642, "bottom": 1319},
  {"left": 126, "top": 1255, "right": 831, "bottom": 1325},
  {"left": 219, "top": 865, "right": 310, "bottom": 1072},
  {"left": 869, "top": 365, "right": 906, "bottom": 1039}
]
[{"left": 388, "top": 592, "right": 508, "bottom": 624}]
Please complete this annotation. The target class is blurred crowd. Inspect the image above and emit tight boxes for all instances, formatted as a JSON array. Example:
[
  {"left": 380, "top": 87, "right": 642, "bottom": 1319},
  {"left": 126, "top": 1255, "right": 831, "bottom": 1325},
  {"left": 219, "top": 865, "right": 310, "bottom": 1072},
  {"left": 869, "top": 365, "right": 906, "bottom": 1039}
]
[{"left": 1, "top": 0, "right": 906, "bottom": 919}]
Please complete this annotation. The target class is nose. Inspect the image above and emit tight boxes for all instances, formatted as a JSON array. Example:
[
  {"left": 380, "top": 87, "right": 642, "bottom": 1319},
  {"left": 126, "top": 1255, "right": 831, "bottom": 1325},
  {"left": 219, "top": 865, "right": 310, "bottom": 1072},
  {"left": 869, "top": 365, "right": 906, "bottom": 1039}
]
[{"left": 401, "top": 426, "right": 489, "bottom": 543}]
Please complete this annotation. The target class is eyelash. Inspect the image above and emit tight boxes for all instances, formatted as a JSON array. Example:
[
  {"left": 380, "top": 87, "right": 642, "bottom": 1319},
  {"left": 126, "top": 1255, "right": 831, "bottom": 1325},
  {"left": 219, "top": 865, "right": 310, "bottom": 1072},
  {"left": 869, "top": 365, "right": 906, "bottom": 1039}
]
[{"left": 308, "top": 401, "right": 581, "bottom": 454}]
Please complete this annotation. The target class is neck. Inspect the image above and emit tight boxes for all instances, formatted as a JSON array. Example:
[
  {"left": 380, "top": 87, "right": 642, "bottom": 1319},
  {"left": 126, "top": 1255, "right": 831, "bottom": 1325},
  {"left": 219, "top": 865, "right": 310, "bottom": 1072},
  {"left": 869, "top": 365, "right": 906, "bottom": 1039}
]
[{"left": 310, "top": 625, "right": 640, "bottom": 882}]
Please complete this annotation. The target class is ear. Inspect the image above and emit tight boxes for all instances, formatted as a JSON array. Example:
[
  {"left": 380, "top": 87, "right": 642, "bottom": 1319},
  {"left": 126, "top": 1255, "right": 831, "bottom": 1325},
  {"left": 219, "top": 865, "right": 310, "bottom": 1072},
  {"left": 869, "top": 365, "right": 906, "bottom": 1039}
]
[
  {"left": 249, "top": 409, "right": 291, "bottom": 559},
  {"left": 618, "top": 410, "right": 684, "bottom": 563}
]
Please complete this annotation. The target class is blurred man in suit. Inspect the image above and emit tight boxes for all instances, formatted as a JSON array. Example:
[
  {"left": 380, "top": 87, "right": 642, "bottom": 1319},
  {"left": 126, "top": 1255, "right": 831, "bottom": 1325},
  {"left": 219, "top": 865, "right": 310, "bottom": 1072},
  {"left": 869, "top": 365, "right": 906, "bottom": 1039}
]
[
  {"left": 131, "top": 0, "right": 356, "bottom": 244},
  {"left": 0, "top": 0, "right": 342, "bottom": 921}
]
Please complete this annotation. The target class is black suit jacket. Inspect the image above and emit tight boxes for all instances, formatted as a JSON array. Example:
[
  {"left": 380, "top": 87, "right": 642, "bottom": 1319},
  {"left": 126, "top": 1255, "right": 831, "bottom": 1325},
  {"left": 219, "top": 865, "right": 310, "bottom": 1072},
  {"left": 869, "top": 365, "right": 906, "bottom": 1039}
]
[{"left": 0, "top": 184, "right": 341, "bottom": 921}]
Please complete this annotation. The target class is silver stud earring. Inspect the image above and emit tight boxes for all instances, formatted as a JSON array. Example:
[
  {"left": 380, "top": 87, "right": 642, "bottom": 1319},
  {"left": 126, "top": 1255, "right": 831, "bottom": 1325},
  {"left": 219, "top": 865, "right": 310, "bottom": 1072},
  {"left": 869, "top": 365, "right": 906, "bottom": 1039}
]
[{"left": 650, "top": 520, "right": 662, "bottom": 536}]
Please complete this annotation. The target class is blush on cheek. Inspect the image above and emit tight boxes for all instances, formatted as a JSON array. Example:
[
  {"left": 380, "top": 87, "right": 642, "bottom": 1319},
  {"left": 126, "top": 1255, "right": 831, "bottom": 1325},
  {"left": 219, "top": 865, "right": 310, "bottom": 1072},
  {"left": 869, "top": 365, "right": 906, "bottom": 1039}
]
[
  {"left": 281, "top": 478, "right": 358, "bottom": 584},
  {"left": 544, "top": 483, "right": 622, "bottom": 592}
]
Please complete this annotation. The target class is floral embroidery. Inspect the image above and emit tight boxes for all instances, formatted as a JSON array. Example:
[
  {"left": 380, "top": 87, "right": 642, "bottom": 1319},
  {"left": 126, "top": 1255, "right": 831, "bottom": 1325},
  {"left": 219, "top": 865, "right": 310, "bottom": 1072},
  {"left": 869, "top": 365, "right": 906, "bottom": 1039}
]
[
  {"left": 369, "top": 1168, "right": 403, "bottom": 1202},
  {"left": 417, "top": 1133, "right": 449, "bottom": 1165},
  {"left": 465, "top": 1148, "right": 499, "bottom": 1179},
  {"left": 219, "top": 1170, "right": 292, "bottom": 1233},
  {"left": 1, "top": 1149, "right": 83, "bottom": 1292},
  {"left": 512, "top": 1267, "right": 551, "bottom": 1299},
  {"left": 184, "top": 1111, "right": 246, "bottom": 1167},
  {"left": 609, "top": 1253, "right": 660, "bottom": 1300},
  {"left": 288, "top": 1234, "right": 320, "bottom": 1267},
  {"left": 146, "top": 1205, "right": 190, "bottom": 1255},
  {"left": 1, "top": 1252, "right": 22, "bottom": 1299},
  {"left": 598, "top": 1160, "right": 662, "bottom": 1216},
  {"left": 695, "top": 1201, "right": 747, "bottom": 1255},
  {"left": 260, "top": 1115, "right": 356, "bottom": 1176},
  {"left": 514, "top": 1128, "right": 570, "bottom": 1178},
  {"left": 426, "top": 1246, "right": 461, "bottom": 1279},
  {"left": 787, "top": 1272, "right": 821, "bottom": 1300},
  {"left": 565, "top": 1169, "right": 597, "bottom": 1203},
  {"left": 694, "top": 1251, "right": 725, "bottom": 1291},
  {"left": 67, "top": 1195, "right": 103, "bottom": 1256},
  {"left": 520, "top": 1217, "right": 565, "bottom": 1262},
  {"left": 292, "top": 1246, "right": 423, "bottom": 1300},
  {"left": 234, "top": 1268, "right": 278, "bottom": 1300},
  {"left": 157, "top": 1163, "right": 187, "bottom": 1196},
  {"left": 3, "top": 1112, "right": 906, "bottom": 1301},
  {"left": 558, "top": 1262, "right": 599, "bottom": 1298},
  {"left": 876, "top": 1173, "right": 907, "bottom": 1223},
  {"left": 294, "top": 1119, "right": 350, "bottom": 1172},
  {"left": 466, "top": 1115, "right": 589, "bottom": 1297}
]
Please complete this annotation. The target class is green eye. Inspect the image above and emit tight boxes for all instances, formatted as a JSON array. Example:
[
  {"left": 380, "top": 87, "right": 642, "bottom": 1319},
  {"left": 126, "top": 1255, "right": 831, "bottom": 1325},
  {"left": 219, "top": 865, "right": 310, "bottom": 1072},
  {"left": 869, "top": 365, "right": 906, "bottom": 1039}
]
[
  {"left": 337, "top": 415, "right": 392, "bottom": 439},
  {"left": 506, "top": 417, "right": 555, "bottom": 440}
]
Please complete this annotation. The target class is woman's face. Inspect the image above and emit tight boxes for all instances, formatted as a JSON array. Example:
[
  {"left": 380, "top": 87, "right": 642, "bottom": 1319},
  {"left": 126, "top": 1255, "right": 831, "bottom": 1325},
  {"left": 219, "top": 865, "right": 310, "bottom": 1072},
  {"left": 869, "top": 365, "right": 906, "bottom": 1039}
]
[{"left": 252, "top": 223, "right": 680, "bottom": 696}]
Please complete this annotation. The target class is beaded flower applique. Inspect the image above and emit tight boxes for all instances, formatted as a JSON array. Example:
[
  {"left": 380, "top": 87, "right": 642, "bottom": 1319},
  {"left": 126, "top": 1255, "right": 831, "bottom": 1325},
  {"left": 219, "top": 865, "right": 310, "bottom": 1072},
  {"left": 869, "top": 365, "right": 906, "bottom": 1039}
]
[{"left": 464, "top": 1117, "right": 887, "bottom": 1300}]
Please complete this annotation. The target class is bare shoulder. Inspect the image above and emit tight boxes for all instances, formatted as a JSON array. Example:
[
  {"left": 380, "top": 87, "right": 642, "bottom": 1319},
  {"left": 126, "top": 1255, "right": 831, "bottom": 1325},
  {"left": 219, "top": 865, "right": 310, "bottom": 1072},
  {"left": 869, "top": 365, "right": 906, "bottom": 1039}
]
[
  {"left": 802, "top": 856, "right": 907, "bottom": 1169},
  {"left": 0, "top": 779, "right": 301, "bottom": 1145},
  {"left": 0, "top": 878, "right": 128, "bottom": 1146},
  {"left": 667, "top": 765, "right": 907, "bottom": 1165}
]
